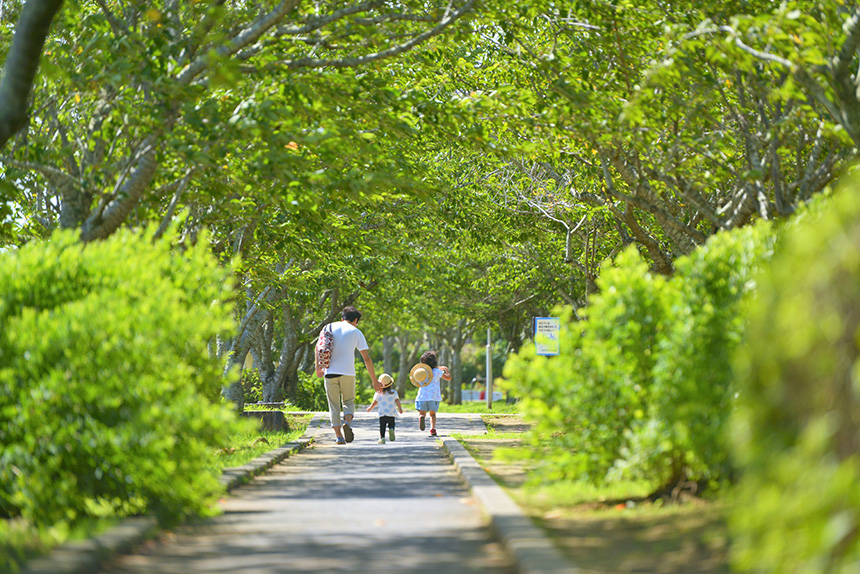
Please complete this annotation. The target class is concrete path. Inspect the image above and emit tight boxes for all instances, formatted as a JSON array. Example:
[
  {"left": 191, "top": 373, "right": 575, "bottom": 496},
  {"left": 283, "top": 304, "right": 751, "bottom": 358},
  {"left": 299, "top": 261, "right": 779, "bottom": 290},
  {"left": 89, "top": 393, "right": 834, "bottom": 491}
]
[{"left": 98, "top": 412, "right": 516, "bottom": 574}]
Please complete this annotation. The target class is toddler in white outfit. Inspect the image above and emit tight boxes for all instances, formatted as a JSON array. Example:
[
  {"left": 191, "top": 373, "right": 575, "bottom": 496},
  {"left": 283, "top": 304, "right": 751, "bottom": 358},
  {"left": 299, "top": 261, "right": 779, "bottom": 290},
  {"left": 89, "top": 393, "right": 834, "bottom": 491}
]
[{"left": 366, "top": 374, "right": 403, "bottom": 443}]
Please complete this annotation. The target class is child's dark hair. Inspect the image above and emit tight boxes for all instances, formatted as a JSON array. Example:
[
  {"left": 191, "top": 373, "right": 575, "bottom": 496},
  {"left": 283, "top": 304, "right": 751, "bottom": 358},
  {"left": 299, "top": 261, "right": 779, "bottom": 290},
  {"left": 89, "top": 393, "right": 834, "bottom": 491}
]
[
  {"left": 383, "top": 386, "right": 395, "bottom": 394},
  {"left": 420, "top": 350, "right": 438, "bottom": 369}
]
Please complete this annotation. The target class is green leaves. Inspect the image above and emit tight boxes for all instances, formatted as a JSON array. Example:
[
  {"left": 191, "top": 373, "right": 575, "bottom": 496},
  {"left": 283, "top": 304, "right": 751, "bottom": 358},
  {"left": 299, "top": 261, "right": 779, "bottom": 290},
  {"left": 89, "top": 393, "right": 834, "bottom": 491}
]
[
  {"left": 731, "top": 175, "right": 860, "bottom": 572},
  {"left": 502, "top": 222, "right": 774, "bottom": 488},
  {"left": 0, "top": 226, "right": 246, "bottom": 530}
]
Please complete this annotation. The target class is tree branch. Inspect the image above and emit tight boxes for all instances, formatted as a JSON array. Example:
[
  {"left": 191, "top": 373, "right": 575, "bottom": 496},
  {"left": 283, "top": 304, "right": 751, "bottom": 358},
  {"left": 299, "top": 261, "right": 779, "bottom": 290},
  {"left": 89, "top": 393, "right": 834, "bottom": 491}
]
[
  {"left": 79, "top": 137, "right": 160, "bottom": 241},
  {"left": 0, "top": 0, "right": 64, "bottom": 149},
  {"left": 833, "top": 5, "right": 860, "bottom": 80},
  {"left": 278, "top": 0, "right": 475, "bottom": 69},
  {"left": 176, "top": 0, "right": 302, "bottom": 85}
]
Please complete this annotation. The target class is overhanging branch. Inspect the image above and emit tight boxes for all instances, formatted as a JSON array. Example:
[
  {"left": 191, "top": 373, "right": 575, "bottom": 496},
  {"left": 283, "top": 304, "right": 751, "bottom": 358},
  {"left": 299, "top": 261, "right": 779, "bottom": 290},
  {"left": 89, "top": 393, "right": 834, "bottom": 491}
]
[{"left": 0, "top": 0, "right": 64, "bottom": 149}]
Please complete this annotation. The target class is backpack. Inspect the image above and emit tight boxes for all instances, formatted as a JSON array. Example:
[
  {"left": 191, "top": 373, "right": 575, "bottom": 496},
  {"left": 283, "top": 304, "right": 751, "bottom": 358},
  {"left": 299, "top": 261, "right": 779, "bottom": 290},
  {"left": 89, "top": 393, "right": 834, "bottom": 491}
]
[{"left": 315, "top": 324, "right": 334, "bottom": 375}]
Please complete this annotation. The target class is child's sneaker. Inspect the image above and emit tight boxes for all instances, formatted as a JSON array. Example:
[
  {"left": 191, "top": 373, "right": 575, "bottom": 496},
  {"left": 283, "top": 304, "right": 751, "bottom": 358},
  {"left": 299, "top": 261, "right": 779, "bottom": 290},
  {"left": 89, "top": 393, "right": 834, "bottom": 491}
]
[
  {"left": 336, "top": 437, "right": 346, "bottom": 445},
  {"left": 388, "top": 428, "right": 396, "bottom": 442},
  {"left": 429, "top": 429, "right": 437, "bottom": 437},
  {"left": 418, "top": 415, "right": 425, "bottom": 431},
  {"left": 377, "top": 437, "right": 385, "bottom": 444}
]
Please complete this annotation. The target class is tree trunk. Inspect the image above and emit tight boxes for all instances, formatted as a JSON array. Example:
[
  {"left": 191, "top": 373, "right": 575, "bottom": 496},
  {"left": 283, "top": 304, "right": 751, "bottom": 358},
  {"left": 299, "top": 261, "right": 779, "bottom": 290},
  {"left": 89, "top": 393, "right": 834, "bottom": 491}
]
[
  {"left": 451, "top": 345, "right": 463, "bottom": 405},
  {"left": 261, "top": 368, "right": 281, "bottom": 403},
  {"left": 439, "top": 345, "right": 451, "bottom": 402},
  {"left": 281, "top": 369, "right": 300, "bottom": 403},
  {"left": 382, "top": 335, "right": 394, "bottom": 377},
  {"left": 222, "top": 285, "right": 282, "bottom": 410},
  {"left": 395, "top": 331, "right": 424, "bottom": 397},
  {"left": 441, "top": 320, "right": 471, "bottom": 405}
]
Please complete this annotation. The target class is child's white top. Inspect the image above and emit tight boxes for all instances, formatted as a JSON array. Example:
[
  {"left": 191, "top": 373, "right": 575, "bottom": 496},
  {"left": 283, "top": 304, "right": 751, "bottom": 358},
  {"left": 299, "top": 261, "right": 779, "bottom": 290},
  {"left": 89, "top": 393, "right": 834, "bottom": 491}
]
[
  {"left": 415, "top": 368, "right": 443, "bottom": 402},
  {"left": 374, "top": 389, "right": 400, "bottom": 417}
]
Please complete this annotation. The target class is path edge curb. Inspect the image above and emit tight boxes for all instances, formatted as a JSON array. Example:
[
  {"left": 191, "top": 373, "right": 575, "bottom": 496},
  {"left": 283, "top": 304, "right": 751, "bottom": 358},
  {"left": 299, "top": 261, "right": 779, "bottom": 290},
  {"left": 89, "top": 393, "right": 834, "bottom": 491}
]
[
  {"left": 20, "top": 416, "right": 320, "bottom": 574},
  {"left": 440, "top": 437, "right": 582, "bottom": 574}
]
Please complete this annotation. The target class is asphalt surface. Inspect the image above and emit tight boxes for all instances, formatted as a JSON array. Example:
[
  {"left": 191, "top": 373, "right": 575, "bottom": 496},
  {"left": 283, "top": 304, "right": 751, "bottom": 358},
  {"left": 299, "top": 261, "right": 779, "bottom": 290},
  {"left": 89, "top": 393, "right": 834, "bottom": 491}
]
[{"left": 97, "top": 412, "right": 516, "bottom": 574}]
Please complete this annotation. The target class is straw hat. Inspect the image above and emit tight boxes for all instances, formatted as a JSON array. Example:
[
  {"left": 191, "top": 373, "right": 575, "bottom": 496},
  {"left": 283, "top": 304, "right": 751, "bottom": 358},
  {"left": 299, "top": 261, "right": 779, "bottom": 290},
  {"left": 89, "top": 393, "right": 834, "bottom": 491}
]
[
  {"left": 409, "top": 362, "right": 433, "bottom": 387},
  {"left": 378, "top": 373, "right": 394, "bottom": 388}
]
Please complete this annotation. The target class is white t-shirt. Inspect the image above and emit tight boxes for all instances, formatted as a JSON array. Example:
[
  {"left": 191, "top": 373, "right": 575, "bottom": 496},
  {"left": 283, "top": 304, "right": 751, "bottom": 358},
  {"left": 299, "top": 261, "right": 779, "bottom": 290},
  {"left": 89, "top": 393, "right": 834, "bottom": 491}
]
[
  {"left": 373, "top": 389, "right": 400, "bottom": 417},
  {"left": 415, "top": 367, "right": 443, "bottom": 402},
  {"left": 323, "top": 321, "right": 369, "bottom": 376}
]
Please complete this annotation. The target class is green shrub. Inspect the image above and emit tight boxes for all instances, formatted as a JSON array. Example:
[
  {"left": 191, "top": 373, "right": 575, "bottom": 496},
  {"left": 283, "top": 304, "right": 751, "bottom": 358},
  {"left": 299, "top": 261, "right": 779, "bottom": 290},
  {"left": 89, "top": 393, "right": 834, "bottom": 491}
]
[
  {"left": 242, "top": 369, "right": 263, "bottom": 404},
  {"left": 290, "top": 370, "right": 375, "bottom": 411},
  {"left": 731, "top": 180, "right": 860, "bottom": 572},
  {"left": 503, "top": 224, "right": 772, "bottom": 490},
  {"left": 503, "top": 247, "right": 670, "bottom": 483},
  {"left": 293, "top": 371, "right": 330, "bottom": 411},
  {"left": 0, "top": 228, "right": 246, "bottom": 532},
  {"left": 641, "top": 222, "right": 774, "bottom": 488}
]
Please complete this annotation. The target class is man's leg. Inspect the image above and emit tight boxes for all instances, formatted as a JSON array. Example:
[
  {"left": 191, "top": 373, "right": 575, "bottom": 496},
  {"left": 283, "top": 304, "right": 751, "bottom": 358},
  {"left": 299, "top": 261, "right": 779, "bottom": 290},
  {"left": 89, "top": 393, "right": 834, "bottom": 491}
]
[
  {"left": 340, "top": 375, "right": 356, "bottom": 421},
  {"left": 339, "top": 375, "right": 356, "bottom": 442},
  {"left": 324, "top": 378, "right": 345, "bottom": 442}
]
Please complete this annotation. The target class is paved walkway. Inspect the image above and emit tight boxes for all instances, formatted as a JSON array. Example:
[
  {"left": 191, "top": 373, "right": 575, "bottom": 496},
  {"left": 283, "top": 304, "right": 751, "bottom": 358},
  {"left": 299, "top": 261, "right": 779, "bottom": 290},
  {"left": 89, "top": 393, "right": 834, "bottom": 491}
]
[{"left": 98, "top": 412, "right": 516, "bottom": 574}]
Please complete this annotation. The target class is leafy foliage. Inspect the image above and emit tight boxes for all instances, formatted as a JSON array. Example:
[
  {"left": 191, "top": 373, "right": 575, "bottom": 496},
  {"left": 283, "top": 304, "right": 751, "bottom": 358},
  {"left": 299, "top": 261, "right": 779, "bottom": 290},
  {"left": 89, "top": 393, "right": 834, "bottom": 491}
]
[
  {"left": 0, "top": 227, "right": 246, "bottom": 529},
  {"left": 730, "top": 175, "right": 860, "bottom": 572},
  {"left": 289, "top": 371, "right": 373, "bottom": 413},
  {"left": 290, "top": 371, "right": 329, "bottom": 413},
  {"left": 642, "top": 223, "right": 775, "bottom": 486},
  {"left": 502, "top": 223, "right": 773, "bottom": 489}
]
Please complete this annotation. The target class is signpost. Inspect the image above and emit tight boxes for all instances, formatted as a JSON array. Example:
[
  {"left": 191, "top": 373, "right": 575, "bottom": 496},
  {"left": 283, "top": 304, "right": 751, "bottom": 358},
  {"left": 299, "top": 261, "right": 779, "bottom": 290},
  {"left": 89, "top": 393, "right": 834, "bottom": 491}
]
[
  {"left": 486, "top": 327, "right": 493, "bottom": 410},
  {"left": 534, "top": 317, "right": 561, "bottom": 356}
]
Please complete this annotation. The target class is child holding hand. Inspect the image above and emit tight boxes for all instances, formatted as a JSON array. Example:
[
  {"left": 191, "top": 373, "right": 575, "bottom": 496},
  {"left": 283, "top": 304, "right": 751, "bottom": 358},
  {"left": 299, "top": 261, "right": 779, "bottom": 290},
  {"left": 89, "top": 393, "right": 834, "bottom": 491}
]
[{"left": 366, "top": 373, "right": 403, "bottom": 444}]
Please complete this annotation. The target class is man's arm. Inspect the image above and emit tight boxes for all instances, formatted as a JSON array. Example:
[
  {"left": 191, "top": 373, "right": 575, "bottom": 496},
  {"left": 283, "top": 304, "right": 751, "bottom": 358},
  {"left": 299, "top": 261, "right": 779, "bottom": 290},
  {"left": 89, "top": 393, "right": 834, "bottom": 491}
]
[{"left": 359, "top": 349, "right": 382, "bottom": 392}]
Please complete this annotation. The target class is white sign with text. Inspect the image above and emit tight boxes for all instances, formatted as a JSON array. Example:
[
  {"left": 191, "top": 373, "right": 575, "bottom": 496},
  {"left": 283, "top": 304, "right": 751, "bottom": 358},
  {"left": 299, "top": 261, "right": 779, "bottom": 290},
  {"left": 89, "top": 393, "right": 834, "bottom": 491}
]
[{"left": 534, "top": 317, "right": 560, "bottom": 356}]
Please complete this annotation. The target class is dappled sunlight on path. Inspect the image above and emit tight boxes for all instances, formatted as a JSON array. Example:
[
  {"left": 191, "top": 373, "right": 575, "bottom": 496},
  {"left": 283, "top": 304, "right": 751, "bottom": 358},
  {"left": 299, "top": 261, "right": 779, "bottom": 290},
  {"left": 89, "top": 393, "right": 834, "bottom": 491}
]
[{"left": 98, "top": 412, "right": 513, "bottom": 574}]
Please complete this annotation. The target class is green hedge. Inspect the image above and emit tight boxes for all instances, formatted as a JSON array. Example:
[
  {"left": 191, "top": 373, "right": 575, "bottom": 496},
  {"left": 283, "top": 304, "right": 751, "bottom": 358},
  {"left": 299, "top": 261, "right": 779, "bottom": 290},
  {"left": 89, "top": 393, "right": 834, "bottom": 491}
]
[
  {"left": 291, "top": 370, "right": 375, "bottom": 411},
  {"left": 731, "top": 178, "right": 860, "bottom": 572},
  {"left": 502, "top": 222, "right": 773, "bottom": 490},
  {"left": 0, "top": 228, "right": 245, "bottom": 532}
]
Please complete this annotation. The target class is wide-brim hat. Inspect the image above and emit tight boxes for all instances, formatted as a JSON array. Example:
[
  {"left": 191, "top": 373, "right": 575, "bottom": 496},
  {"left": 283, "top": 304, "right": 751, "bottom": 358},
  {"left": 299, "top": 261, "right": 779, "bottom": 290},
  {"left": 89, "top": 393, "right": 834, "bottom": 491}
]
[
  {"left": 379, "top": 373, "right": 394, "bottom": 388},
  {"left": 409, "top": 362, "right": 433, "bottom": 387}
]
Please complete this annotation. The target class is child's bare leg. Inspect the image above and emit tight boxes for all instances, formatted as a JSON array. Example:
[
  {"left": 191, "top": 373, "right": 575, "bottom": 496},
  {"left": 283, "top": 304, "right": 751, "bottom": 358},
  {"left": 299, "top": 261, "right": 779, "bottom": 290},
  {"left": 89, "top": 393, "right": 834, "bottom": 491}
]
[
  {"left": 418, "top": 409, "right": 427, "bottom": 430},
  {"left": 429, "top": 411, "right": 437, "bottom": 429}
]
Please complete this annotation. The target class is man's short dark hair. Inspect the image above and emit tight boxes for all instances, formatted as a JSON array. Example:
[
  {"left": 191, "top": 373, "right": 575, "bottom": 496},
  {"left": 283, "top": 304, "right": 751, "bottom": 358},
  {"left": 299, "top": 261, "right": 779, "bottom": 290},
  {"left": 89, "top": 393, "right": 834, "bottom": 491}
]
[{"left": 342, "top": 306, "right": 361, "bottom": 322}]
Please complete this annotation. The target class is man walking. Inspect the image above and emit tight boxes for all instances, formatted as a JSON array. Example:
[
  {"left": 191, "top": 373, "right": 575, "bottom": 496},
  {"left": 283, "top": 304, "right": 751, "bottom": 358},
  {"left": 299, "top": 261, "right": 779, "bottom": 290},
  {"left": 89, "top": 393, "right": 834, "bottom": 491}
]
[{"left": 315, "top": 306, "right": 381, "bottom": 444}]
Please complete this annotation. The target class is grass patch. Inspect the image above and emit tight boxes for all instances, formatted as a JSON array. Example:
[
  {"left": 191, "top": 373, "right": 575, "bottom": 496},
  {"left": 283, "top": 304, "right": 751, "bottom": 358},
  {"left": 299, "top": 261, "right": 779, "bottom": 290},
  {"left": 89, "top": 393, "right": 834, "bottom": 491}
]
[
  {"left": 441, "top": 402, "right": 519, "bottom": 414},
  {"left": 243, "top": 403, "right": 307, "bottom": 411},
  {"left": 458, "top": 415, "right": 731, "bottom": 573},
  {"left": 515, "top": 479, "right": 654, "bottom": 511},
  {"left": 211, "top": 413, "right": 311, "bottom": 469},
  {"left": 452, "top": 428, "right": 523, "bottom": 440}
]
